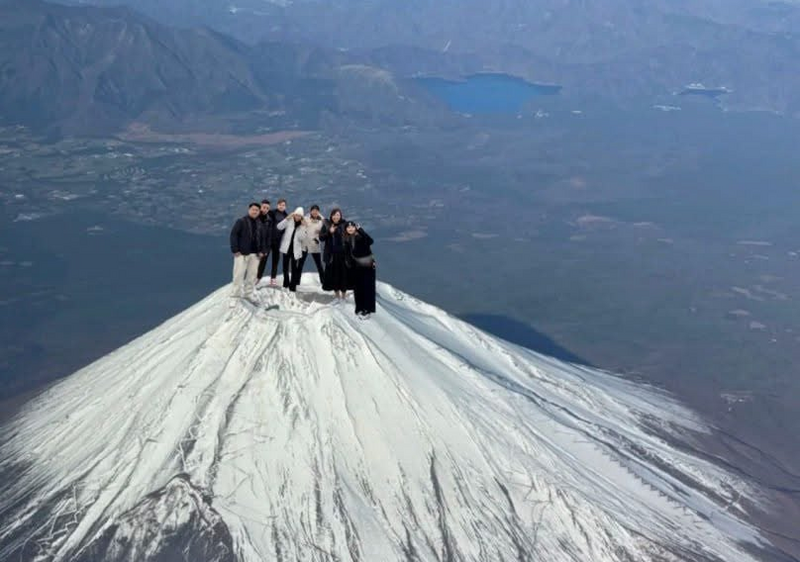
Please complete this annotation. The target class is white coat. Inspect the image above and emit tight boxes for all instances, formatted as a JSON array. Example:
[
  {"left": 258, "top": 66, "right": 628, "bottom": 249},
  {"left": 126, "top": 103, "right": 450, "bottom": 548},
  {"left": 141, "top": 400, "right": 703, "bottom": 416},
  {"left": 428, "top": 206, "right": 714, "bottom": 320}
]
[
  {"left": 303, "top": 216, "right": 324, "bottom": 254},
  {"left": 277, "top": 216, "right": 307, "bottom": 260}
]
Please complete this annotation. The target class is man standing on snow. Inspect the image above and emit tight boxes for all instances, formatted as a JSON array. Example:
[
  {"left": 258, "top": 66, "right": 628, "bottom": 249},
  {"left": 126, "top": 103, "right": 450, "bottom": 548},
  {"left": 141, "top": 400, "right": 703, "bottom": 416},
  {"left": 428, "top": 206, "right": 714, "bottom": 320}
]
[
  {"left": 256, "top": 199, "right": 273, "bottom": 284},
  {"left": 230, "top": 202, "right": 264, "bottom": 305},
  {"left": 268, "top": 198, "right": 289, "bottom": 286}
]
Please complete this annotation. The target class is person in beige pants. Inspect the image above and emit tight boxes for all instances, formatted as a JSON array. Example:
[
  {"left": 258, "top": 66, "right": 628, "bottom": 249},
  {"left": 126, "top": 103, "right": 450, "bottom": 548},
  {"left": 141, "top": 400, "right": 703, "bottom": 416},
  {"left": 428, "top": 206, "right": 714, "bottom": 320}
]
[{"left": 229, "top": 203, "right": 264, "bottom": 304}]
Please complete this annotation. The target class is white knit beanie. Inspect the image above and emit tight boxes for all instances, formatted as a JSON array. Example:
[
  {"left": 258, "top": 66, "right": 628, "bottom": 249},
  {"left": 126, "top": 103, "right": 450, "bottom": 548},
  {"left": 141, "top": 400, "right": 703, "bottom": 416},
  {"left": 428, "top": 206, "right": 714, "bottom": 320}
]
[{"left": 292, "top": 207, "right": 304, "bottom": 216}]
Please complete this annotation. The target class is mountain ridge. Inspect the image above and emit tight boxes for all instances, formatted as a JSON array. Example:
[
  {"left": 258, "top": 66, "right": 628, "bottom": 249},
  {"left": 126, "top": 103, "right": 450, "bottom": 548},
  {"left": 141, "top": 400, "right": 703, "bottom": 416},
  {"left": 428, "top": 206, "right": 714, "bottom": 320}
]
[
  {"left": 0, "top": 0, "right": 439, "bottom": 135},
  {"left": 0, "top": 0, "right": 268, "bottom": 134},
  {"left": 61, "top": 0, "right": 800, "bottom": 115},
  {"left": 6, "top": 0, "right": 800, "bottom": 134}
]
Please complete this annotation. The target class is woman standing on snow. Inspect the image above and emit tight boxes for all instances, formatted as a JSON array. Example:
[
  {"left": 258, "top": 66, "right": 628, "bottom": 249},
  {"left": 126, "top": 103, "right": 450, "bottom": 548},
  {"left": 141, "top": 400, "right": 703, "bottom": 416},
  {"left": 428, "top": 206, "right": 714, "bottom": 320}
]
[
  {"left": 344, "top": 221, "right": 376, "bottom": 318},
  {"left": 277, "top": 207, "right": 306, "bottom": 292},
  {"left": 319, "top": 208, "right": 350, "bottom": 300},
  {"left": 299, "top": 204, "right": 325, "bottom": 286}
]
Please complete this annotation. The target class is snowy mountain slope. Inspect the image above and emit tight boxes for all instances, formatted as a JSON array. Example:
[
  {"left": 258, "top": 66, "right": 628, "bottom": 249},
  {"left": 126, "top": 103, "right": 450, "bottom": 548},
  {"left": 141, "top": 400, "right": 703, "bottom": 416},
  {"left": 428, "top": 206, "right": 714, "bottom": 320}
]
[{"left": 0, "top": 279, "right": 768, "bottom": 561}]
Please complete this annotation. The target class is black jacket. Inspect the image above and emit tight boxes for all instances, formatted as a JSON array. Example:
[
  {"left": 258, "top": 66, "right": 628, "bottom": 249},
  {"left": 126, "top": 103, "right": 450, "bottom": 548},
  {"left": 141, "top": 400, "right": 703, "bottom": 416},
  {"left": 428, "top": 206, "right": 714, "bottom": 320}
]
[
  {"left": 258, "top": 212, "right": 273, "bottom": 250},
  {"left": 230, "top": 216, "right": 262, "bottom": 255},
  {"left": 269, "top": 209, "right": 288, "bottom": 246},
  {"left": 319, "top": 219, "right": 346, "bottom": 264},
  {"left": 345, "top": 228, "right": 374, "bottom": 267}
]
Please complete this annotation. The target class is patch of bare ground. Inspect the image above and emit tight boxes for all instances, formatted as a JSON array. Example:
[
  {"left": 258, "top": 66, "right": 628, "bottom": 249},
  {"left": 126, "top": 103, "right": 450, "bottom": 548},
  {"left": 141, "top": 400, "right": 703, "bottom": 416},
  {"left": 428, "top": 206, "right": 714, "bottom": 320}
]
[{"left": 118, "top": 123, "right": 310, "bottom": 149}]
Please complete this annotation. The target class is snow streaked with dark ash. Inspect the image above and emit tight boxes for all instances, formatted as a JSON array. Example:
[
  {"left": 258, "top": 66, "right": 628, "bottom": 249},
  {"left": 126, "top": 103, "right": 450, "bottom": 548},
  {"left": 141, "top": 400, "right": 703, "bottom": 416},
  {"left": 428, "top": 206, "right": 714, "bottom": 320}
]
[{"left": 0, "top": 279, "right": 764, "bottom": 561}]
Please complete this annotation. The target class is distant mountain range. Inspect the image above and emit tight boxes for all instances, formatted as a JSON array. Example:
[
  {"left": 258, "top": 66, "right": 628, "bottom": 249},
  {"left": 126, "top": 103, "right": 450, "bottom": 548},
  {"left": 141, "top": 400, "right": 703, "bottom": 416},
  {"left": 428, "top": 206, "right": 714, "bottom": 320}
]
[
  {"left": 2, "top": 0, "right": 798, "bottom": 134},
  {"left": 0, "top": 0, "right": 447, "bottom": 134},
  {"left": 64, "top": 0, "right": 800, "bottom": 116}
]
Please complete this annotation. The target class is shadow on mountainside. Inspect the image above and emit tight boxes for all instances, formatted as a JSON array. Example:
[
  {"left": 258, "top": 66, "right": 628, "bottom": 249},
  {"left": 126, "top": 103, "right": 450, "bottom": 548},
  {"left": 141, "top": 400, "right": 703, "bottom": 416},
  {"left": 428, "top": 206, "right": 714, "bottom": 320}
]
[{"left": 460, "top": 313, "right": 591, "bottom": 366}]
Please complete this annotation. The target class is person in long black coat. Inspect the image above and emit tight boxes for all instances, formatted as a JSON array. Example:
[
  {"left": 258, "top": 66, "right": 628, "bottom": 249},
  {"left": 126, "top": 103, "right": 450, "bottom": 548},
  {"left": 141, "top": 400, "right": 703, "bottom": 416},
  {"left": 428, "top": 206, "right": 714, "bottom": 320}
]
[
  {"left": 319, "top": 208, "right": 351, "bottom": 299},
  {"left": 344, "top": 221, "right": 376, "bottom": 317}
]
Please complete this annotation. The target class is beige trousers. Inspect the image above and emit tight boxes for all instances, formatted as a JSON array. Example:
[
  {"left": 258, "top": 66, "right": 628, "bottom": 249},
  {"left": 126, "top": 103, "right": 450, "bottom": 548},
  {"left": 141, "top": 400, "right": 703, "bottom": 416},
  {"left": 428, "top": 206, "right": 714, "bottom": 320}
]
[{"left": 232, "top": 254, "right": 260, "bottom": 298}]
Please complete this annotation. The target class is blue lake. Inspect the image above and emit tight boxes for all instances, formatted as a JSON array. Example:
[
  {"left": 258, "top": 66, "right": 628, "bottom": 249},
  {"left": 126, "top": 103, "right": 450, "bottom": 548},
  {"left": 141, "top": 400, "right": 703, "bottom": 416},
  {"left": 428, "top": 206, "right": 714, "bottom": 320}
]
[{"left": 417, "top": 73, "right": 561, "bottom": 114}]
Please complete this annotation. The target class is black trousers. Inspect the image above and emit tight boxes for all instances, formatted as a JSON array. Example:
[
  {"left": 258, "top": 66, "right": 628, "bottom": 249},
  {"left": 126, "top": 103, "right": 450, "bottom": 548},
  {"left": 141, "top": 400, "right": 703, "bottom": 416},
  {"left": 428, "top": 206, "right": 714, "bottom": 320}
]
[
  {"left": 282, "top": 252, "right": 292, "bottom": 287},
  {"left": 353, "top": 266, "right": 376, "bottom": 314},
  {"left": 256, "top": 247, "right": 272, "bottom": 280},
  {"left": 286, "top": 253, "right": 304, "bottom": 291},
  {"left": 298, "top": 252, "right": 324, "bottom": 285},
  {"left": 270, "top": 244, "right": 281, "bottom": 279}
]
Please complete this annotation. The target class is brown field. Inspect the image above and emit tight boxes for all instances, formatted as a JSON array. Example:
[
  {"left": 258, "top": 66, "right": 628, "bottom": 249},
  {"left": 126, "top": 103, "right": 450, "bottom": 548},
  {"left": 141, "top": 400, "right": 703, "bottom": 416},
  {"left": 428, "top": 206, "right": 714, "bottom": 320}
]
[{"left": 118, "top": 123, "right": 310, "bottom": 149}]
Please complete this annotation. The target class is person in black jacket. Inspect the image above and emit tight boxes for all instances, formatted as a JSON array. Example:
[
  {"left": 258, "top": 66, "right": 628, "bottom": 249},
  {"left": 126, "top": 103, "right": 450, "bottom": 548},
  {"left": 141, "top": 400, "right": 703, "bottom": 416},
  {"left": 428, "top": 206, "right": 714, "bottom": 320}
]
[
  {"left": 256, "top": 199, "right": 274, "bottom": 284},
  {"left": 344, "top": 221, "right": 376, "bottom": 317},
  {"left": 229, "top": 203, "right": 264, "bottom": 305},
  {"left": 319, "top": 208, "right": 350, "bottom": 299},
  {"left": 268, "top": 199, "right": 289, "bottom": 286}
]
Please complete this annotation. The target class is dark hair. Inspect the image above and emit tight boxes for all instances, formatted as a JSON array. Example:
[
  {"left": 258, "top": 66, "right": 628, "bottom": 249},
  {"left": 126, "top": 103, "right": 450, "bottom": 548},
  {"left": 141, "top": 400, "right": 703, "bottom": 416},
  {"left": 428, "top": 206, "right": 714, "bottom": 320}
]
[
  {"left": 343, "top": 221, "right": 360, "bottom": 241},
  {"left": 248, "top": 202, "right": 260, "bottom": 209},
  {"left": 329, "top": 208, "right": 343, "bottom": 222},
  {"left": 261, "top": 199, "right": 270, "bottom": 205},
  {"left": 310, "top": 204, "right": 320, "bottom": 212},
  {"left": 277, "top": 198, "right": 287, "bottom": 205}
]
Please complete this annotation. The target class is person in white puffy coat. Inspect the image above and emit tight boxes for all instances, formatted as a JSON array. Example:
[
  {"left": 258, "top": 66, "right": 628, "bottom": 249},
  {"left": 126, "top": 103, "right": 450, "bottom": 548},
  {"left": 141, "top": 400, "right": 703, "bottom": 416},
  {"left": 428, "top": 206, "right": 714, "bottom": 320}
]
[
  {"left": 276, "top": 207, "right": 307, "bottom": 291},
  {"left": 299, "top": 205, "right": 325, "bottom": 285}
]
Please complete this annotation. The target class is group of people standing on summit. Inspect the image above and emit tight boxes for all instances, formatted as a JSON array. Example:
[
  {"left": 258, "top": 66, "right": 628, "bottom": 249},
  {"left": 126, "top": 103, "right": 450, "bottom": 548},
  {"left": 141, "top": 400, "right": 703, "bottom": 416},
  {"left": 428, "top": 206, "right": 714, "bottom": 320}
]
[{"left": 230, "top": 199, "right": 377, "bottom": 318}]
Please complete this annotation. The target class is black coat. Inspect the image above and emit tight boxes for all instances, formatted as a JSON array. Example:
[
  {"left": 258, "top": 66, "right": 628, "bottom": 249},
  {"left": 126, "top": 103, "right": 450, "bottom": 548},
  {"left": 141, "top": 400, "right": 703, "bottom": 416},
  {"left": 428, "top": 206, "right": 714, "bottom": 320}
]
[
  {"left": 345, "top": 229, "right": 374, "bottom": 265},
  {"left": 258, "top": 212, "right": 274, "bottom": 250},
  {"left": 319, "top": 220, "right": 346, "bottom": 264},
  {"left": 230, "top": 216, "right": 262, "bottom": 255},
  {"left": 269, "top": 210, "right": 288, "bottom": 246}
]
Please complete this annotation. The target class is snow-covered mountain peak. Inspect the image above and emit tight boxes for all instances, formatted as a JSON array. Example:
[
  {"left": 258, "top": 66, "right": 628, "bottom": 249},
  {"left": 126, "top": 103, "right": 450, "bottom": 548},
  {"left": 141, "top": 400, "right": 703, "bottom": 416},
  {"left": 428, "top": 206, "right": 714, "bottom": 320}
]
[{"left": 0, "top": 280, "right": 767, "bottom": 561}]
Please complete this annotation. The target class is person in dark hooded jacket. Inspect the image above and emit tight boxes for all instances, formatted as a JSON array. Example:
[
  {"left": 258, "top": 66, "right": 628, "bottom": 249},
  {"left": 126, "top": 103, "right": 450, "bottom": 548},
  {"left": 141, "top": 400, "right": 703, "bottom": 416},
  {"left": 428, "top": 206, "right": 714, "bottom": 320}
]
[
  {"left": 256, "top": 199, "right": 274, "bottom": 283},
  {"left": 229, "top": 203, "right": 264, "bottom": 304},
  {"left": 344, "top": 221, "right": 376, "bottom": 317}
]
